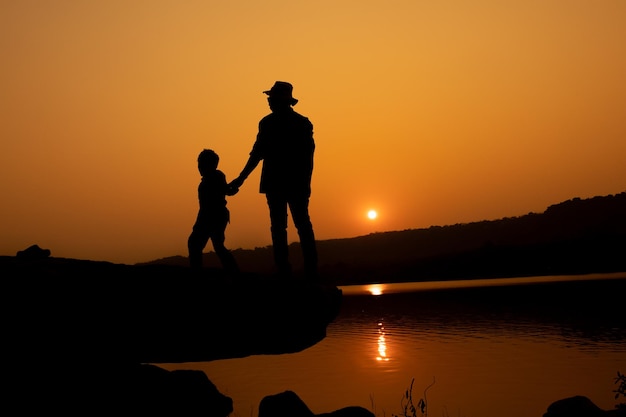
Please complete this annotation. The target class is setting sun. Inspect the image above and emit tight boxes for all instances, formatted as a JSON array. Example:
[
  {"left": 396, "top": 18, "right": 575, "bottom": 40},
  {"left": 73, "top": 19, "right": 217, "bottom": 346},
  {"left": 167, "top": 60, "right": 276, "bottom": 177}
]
[{"left": 367, "top": 210, "right": 378, "bottom": 220}]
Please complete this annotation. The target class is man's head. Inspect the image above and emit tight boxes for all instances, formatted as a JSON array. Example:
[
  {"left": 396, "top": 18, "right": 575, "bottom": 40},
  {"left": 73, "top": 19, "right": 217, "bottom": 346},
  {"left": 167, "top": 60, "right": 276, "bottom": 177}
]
[{"left": 263, "top": 81, "right": 298, "bottom": 107}]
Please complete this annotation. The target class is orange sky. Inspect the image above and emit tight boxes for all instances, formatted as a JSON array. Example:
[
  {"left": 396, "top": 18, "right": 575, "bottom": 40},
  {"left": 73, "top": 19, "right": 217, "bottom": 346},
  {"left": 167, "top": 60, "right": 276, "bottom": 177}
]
[{"left": 2, "top": 1, "right": 625, "bottom": 264}]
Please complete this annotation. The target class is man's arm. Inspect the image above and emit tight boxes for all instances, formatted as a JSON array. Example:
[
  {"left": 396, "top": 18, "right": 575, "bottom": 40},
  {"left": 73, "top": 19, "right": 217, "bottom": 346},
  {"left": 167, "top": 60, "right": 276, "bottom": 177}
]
[{"left": 229, "top": 153, "right": 261, "bottom": 189}]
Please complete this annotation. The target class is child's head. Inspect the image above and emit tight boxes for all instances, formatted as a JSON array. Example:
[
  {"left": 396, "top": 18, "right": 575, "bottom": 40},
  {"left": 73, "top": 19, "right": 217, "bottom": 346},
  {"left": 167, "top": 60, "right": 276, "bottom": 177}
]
[{"left": 197, "top": 149, "right": 219, "bottom": 176}]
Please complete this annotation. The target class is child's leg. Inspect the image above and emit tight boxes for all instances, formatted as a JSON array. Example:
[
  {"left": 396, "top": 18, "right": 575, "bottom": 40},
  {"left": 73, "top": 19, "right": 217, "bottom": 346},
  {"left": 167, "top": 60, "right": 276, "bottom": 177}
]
[
  {"left": 188, "top": 229, "right": 209, "bottom": 269},
  {"left": 211, "top": 228, "right": 238, "bottom": 274}
]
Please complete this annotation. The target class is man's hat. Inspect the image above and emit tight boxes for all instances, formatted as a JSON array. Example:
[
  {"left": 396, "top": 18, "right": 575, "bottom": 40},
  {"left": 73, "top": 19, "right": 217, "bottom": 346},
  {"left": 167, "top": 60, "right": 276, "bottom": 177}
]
[{"left": 263, "top": 81, "right": 298, "bottom": 105}]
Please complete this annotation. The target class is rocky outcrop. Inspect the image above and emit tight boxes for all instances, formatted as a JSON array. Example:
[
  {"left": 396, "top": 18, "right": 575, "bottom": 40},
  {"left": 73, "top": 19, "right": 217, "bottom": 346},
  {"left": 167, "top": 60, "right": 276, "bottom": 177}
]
[
  {"left": 4, "top": 255, "right": 342, "bottom": 363},
  {"left": 3, "top": 254, "right": 343, "bottom": 415}
]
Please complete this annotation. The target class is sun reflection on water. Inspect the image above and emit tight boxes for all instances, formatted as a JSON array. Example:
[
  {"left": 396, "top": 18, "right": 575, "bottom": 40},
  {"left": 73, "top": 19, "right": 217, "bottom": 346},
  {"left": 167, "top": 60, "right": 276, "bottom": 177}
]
[
  {"left": 376, "top": 321, "right": 389, "bottom": 362},
  {"left": 364, "top": 285, "right": 391, "bottom": 362}
]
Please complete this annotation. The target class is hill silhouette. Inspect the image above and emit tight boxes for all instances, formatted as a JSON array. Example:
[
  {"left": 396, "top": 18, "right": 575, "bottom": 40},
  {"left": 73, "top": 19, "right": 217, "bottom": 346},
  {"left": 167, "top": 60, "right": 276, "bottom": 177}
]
[{"left": 142, "top": 192, "right": 626, "bottom": 285}]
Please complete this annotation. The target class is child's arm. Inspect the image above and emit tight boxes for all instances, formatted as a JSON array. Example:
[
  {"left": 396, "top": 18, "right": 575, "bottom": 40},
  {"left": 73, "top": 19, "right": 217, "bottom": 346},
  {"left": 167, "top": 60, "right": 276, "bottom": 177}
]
[{"left": 230, "top": 152, "right": 261, "bottom": 189}]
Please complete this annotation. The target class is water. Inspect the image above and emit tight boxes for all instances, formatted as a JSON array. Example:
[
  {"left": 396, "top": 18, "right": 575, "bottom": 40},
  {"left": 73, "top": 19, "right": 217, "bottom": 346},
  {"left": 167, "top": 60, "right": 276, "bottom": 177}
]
[{"left": 158, "top": 273, "right": 626, "bottom": 417}]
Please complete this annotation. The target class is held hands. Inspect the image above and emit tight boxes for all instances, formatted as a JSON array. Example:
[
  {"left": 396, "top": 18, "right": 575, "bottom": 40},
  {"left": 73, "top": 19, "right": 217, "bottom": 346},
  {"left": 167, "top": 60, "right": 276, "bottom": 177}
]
[
  {"left": 227, "top": 176, "right": 244, "bottom": 196},
  {"left": 229, "top": 176, "right": 245, "bottom": 190},
  {"left": 226, "top": 184, "right": 239, "bottom": 196}
]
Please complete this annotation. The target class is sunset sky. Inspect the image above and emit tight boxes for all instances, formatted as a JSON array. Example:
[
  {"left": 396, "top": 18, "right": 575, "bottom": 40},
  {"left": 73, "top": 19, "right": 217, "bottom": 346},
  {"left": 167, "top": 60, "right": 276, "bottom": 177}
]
[{"left": 2, "top": 1, "right": 625, "bottom": 265}]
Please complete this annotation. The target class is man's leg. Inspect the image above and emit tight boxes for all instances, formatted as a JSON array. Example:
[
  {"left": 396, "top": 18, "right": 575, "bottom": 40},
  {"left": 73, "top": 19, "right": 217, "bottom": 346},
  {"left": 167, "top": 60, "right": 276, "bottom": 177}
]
[
  {"left": 266, "top": 194, "right": 291, "bottom": 276},
  {"left": 289, "top": 196, "right": 318, "bottom": 278}
]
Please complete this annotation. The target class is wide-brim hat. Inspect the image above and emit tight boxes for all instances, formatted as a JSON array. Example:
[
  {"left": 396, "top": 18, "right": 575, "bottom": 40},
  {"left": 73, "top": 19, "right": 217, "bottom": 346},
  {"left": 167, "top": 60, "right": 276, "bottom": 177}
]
[{"left": 263, "top": 81, "right": 298, "bottom": 105}]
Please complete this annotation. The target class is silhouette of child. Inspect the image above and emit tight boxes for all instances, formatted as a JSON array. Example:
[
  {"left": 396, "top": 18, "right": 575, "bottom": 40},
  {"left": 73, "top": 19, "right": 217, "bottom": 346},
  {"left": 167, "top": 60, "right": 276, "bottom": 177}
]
[{"left": 188, "top": 149, "right": 239, "bottom": 274}]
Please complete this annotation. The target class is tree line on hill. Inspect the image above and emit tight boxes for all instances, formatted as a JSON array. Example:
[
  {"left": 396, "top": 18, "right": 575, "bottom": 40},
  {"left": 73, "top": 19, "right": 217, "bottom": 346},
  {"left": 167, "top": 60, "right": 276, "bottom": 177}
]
[{"left": 145, "top": 192, "right": 626, "bottom": 285}]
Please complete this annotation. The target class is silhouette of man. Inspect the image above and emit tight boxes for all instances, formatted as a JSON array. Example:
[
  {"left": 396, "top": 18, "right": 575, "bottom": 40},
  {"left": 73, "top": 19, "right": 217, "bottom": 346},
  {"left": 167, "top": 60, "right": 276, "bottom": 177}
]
[{"left": 230, "top": 81, "right": 318, "bottom": 279}]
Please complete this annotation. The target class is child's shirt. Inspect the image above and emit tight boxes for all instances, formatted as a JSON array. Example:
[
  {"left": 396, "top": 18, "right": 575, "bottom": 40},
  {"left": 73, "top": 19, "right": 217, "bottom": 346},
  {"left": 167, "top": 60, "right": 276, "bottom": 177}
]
[{"left": 197, "top": 169, "right": 229, "bottom": 222}]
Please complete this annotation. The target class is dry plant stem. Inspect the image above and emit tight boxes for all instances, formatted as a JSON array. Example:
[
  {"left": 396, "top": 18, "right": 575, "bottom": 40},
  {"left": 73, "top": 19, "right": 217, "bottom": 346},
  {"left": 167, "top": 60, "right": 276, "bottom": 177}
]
[
  {"left": 615, "top": 371, "right": 626, "bottom": 408},
  {"left": 393, "top": 377, "right": 436, "bottom": 417},
  {"left": 418, "top": 377, "right": 436, "bottom": 417}
]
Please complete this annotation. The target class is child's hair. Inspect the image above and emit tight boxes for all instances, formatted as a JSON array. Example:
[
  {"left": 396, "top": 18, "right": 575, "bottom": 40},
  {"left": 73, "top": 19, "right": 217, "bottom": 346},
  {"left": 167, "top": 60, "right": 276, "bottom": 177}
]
[{"left": 198, "top": 149, "right": 219, "bottom": 169}]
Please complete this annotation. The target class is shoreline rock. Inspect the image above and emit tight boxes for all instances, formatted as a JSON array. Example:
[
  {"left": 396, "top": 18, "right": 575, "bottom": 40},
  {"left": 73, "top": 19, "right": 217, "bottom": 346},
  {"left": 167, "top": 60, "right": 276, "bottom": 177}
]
[{"left": 543, "top": 396, "right": 626, "bottom": 417}]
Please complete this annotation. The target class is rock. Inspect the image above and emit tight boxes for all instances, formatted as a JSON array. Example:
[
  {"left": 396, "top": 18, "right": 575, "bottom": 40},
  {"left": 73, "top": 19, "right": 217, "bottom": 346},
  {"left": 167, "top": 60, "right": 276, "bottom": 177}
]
[
  {"left": 543, "top": 395, "right": 626, "bottom": 417},
  {"left": 6, "top": 362, "right": 233, "bottom": 416},
  {"left": 259, "top": 390, "right": 375, "bottom": 417},
  {"left": 127, "top": 364, "right": 233, "bottom": 417}
]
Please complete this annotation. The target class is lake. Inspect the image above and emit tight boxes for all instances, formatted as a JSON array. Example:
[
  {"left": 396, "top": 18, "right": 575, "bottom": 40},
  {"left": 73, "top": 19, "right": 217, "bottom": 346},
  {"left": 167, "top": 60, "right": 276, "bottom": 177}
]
[{"left": 158, "top": 272, "right": 626, "bottom": 417}]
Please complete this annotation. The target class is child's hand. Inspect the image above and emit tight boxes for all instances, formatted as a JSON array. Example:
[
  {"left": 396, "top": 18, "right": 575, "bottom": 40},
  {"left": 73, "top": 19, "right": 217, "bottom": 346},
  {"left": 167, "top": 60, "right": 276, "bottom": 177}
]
[{"left": 227, "top": 185, "right": 239, "bottom": 196}]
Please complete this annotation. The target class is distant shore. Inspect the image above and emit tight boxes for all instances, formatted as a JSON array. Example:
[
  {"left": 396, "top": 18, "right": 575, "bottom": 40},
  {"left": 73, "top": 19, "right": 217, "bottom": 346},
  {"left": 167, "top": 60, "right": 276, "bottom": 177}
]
[{"left": 338, "top": 270, "right": 626, "bottom": 294}]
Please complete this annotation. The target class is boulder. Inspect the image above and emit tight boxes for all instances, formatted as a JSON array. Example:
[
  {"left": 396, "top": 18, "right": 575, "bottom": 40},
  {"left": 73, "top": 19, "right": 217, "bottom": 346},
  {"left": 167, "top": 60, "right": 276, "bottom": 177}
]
[
  {"left": 259, "top": 390, "right": 375, "bottom": 417},
  {"left": 6, "top": 362, "right": 233, "bottom": 416},
  {"left": 543, "top": 395, "right": 626, "bottom": 417},
  {"left": 126, "top": 364, "right": 233, "bottom": 417}
]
